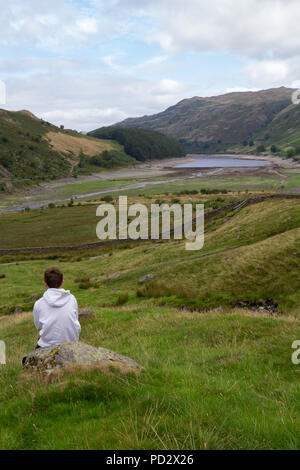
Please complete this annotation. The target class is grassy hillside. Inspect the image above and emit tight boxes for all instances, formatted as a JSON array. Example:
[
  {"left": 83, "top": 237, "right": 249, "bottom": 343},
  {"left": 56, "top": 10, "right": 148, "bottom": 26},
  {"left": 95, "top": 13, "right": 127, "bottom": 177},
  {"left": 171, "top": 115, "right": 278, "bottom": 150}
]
[
  {"left": 117, "top": 87, "right": 300, "bottom": 154},
  {"left": 88, "top": 125, "right": 186, "bottom": 161},
  {"left": 0, "top": 306, "right": 298, "bottom": 450},
  {"left": 232, "top": 103, "right": 300, "bottom": 159},
  {"left": 1, "top": 194, "right": 300, "bottom": 315},
  {"left": 0, "top": 191, "right": 300, "bottom": 449},
  {"left": 0, "top": 110, "right": 129, "bottom": 191}
]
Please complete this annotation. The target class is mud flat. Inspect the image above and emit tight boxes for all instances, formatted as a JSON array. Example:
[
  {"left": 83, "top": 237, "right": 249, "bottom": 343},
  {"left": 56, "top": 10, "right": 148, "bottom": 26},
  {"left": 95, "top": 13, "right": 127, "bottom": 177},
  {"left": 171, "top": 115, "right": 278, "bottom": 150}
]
[{"left": 1, "top": 153, "right": 299, "bottom": 211}]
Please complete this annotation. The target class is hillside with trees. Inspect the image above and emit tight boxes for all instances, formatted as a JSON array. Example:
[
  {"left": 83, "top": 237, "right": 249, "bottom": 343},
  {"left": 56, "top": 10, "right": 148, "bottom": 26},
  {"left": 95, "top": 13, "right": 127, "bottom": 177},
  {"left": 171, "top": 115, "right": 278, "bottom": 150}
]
[
  {"left": 88, "top": 125, "right": 186, "bottom": 162},
  {"left": 0, "top": 109, "right": 128, "bottom": 192}
]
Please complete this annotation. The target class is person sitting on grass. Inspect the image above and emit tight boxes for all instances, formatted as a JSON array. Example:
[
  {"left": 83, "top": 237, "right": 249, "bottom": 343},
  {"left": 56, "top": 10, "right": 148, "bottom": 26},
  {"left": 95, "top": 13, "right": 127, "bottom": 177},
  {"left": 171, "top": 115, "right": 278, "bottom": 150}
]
[{"left": 22, "top": 267, "right": 81, "bottom": 366}]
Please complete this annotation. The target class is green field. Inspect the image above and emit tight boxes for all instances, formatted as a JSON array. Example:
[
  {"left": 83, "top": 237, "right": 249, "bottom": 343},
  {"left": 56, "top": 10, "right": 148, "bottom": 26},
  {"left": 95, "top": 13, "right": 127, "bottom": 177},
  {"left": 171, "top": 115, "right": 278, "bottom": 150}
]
[
  {"left": 0, "top": 191, "right": 253, "bottom": 249},
  {"left": 0, "top": 174, "right": 300, "bottom": 450},
  {"left": 3, "top": 166, "right": 300, "bottom": 211}
]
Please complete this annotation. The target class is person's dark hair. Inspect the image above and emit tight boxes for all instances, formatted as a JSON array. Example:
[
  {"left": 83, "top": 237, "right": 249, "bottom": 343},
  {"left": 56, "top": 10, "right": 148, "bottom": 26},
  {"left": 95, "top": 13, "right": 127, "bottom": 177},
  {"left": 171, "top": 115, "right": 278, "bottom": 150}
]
[{"left": 44, "top": 267, "right": 63, "bottom": 288}]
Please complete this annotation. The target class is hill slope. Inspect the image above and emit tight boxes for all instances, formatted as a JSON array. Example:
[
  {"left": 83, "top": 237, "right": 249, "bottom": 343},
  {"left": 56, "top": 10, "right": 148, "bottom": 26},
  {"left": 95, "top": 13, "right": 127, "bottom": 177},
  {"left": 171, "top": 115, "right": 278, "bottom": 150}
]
[
  {"left": 251, "top": 102, "right": 300, "bottom": 149},
  {"left": 88, "top": 125, "right": 186, "bottom": 161},
  {"left": 117, "top": 87, "right": 297, "bottom": 153},
  {"left": 0, "top": 109, "right": 126, "bottom": 191}
]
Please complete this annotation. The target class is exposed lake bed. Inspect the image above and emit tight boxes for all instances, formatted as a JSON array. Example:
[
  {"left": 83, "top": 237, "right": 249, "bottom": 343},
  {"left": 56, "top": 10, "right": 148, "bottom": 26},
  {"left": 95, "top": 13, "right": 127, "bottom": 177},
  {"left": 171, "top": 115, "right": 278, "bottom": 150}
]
[{"left": 0, "top": 152, "right": 299, "bottom": 212}]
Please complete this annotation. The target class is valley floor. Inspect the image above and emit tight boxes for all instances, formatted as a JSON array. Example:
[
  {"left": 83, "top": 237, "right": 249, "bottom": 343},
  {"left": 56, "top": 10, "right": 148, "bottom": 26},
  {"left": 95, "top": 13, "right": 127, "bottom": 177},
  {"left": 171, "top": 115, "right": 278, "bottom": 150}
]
[{"left": 2, "top": 152, "right": 300, "bottom": 210}]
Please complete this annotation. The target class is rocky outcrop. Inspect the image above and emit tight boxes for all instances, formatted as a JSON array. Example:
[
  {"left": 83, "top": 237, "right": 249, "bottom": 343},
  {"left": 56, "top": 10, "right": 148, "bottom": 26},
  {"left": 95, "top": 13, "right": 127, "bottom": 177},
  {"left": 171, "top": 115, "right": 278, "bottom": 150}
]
[
  {"left": 138, "top": 274, "right": 154, "bottom": 284},
  {"left": 236, "top": 298, "right": 278, "bottom": 314},
  {"left": 78, "top": 309, "right": 96, "bottom": 318},
  {"left": 24, "top": 294, "right": 39, "bottom": 303},
  {"left": 14, "top": 306, "right": 23, "bottom": 314},
  {"left": 106, "top": 272, "right": 121, "bottom": 281},
  {"left": 23, "top": 341, "right": 144, "bottom": 376}
]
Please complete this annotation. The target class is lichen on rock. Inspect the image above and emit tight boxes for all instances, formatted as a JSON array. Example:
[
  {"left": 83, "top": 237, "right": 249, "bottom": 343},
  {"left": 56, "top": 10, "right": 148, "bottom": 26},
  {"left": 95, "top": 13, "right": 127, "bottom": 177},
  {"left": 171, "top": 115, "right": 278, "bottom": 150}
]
[{"left": 23, "top": 341, "right": 144, "bottom": 377}]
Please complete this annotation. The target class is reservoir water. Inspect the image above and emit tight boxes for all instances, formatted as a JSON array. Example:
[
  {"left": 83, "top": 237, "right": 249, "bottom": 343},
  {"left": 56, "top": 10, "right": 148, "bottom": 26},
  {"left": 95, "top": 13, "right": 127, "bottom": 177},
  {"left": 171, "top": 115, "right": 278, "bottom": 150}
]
[{"left": 175, "top": 156, "right": 270, "bottom": 168}]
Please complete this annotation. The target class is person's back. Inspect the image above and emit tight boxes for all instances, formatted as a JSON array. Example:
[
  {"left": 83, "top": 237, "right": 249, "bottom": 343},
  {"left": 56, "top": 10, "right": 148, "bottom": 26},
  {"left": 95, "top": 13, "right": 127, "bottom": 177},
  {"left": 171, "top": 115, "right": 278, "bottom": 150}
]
[{"left": 33, "top": 267, "right": 81, "bottom": 348}]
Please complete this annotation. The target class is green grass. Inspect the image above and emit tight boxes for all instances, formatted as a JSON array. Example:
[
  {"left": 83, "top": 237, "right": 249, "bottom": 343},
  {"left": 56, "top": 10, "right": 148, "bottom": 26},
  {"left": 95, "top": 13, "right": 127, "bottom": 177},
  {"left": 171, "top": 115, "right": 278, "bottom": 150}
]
[
  {"left": 1, "top": 169, "right": 294, "bottom": 212},
  {"left": 284, "top": 174, "right": 300, "bottom": 190},
  {"left": 44, "top": 178, "right": 140, "bottom": 200},
  {"left": 0, "top": 110, "right": 135, "bottom": 189},
  {"left": 1, "top": 179, "right": 300, "bottom": 449},
  {"left": 0, "top": 192, "right": 243, "bottom": 248},
  {"left": 1, "top": 196, "right": 300, "bottom": 315},
  {"left": 0, "top": 178, "right": 144, "bottom": 209},
  {"left": 0, "top": 306, "right": 299, "bottom": 449},
  {"left": 121, "top": 175, "right": 280, "bottom": 196},
  {"left": 0, "top": 111, "right": 71, "bottom": 183}
]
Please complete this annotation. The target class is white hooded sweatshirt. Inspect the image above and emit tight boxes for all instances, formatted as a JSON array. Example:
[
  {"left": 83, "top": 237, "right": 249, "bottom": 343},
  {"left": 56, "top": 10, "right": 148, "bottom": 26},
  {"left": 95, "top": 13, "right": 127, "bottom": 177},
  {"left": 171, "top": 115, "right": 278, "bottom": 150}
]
[{"left": 33, "top": 288, "right": 81, "bottom": 347}]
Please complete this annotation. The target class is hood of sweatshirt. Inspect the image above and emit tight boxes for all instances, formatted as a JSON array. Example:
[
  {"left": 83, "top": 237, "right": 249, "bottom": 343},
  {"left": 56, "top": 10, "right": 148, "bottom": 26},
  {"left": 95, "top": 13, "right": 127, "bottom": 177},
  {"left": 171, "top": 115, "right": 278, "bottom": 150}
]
[{"left": 43, "top": 288, "right": 71, "bottom": 307}]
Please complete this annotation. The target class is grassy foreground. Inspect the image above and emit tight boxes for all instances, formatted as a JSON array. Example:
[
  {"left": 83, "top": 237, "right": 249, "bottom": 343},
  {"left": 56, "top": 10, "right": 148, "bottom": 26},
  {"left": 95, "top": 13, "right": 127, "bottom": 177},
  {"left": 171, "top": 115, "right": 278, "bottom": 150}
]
[
  {"left": 0, "top": 184, "right": 300, "bottom": 449},
  {"left": 0, "top": 306, "right": 299, "bottom": 450}
]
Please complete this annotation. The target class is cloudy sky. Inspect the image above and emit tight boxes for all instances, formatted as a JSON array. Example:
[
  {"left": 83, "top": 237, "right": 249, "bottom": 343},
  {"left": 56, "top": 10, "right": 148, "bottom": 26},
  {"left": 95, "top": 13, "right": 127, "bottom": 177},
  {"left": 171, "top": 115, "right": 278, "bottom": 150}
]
[{"left": 1, "top": 0, "right": 300, "bottom": 131}]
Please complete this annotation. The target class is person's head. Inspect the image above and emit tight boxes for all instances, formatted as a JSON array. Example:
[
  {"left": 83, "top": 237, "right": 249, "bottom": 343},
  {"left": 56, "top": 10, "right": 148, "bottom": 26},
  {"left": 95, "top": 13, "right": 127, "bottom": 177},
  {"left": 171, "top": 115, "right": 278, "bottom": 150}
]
[{"left": 44, "top": 267, "right": 64, "bottom": 288}]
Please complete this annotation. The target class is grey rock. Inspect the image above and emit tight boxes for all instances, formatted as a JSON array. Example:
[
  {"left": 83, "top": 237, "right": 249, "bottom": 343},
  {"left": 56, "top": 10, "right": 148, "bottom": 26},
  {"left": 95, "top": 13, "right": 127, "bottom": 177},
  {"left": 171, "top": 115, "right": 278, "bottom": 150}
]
[
  {"left": 106, "top": 271, "right": 121, "bottom": 281},
  {"left": 78, "top": 309, "right": 96, "bottom": 318},
  {"left": 23, "top": 341, "right": 144, "bottom": 376},
  {"left": 217, "top": 356, "right": 242, "bottom": 364},
  {"left": 138, "top": 274, "right": 154, "bottom": 284},
  {"left": 24, "top": 294, "right": 39, "bottom": 303},
  {"left": 14, "top": 306, "right": 24, "bottom": 314}
]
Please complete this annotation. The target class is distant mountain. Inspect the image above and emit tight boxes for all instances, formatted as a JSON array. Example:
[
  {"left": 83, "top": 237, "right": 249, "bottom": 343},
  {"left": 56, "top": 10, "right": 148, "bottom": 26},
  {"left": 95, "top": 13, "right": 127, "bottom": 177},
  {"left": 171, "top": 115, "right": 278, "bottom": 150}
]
[
  {"left": 117, "top": 87, "right": 297, "bottom": 153},
  {"left": 88, "top": 125, "right": 185, "bottom": 161},
  {"left": 0, "top": 109, "right": 126, "bottom": 191}
]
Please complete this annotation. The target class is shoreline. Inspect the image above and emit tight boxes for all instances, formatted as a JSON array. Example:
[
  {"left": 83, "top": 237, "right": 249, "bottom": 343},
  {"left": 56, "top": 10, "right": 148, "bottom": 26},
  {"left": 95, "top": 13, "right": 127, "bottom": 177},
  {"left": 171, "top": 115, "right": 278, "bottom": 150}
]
[
  {"left": 1, "top": 152, "right": 299, "bottom": 211},
  {"left": 172, "top": 153, "right": 300, "bottom": 168}
]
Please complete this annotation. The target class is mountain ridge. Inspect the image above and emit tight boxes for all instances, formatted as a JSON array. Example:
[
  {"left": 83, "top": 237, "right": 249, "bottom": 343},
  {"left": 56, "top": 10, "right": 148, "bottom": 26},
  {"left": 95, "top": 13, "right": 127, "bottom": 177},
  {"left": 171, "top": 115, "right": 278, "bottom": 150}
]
[{"left": 117, "top": 86, "right": 298, "bottom": 153}]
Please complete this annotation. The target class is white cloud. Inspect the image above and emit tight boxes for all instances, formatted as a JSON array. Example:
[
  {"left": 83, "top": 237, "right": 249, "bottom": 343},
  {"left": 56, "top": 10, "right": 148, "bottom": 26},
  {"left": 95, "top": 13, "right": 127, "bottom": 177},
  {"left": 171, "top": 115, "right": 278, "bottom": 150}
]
[
  {"left": 4, "top": 0, "right": 300, "bottom": 61},
  {"left": 244, "top": 57, "right": 300, "bottom": 87},
  {"left": 106, "top": 0, "right": 300, "bottom": 62},
  {"left": 2, "top": 0, "right": 300, "bottom": 131},
  {"left": 153, "top": 78, "right": 184, "bottom": 95},
  {"left": 102, "top": 55, "right": 121, "bottom": 71},
  {"left": 245, "top": 60, "right": 290, "bottom": 86},
  {"left": 40, "top": 107, "right": 128, "bottom": 130},
  {"left": 76, "top": 18, "right": 98, "bottom": 34},
  {"left": 3, "top": 71, "right": 189, "bottom": 131},
  {"left": 226, "top": 87, "right": 260, "bottom": 94},
  {"left": 137, "top": 56, "right": 168, "bottom": 69},
  {"left": 0, "top": 0, "right": 117, "bottom": 51},
  {"left": 291, "top": 80, "right": 300, "bottom": 89}
]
